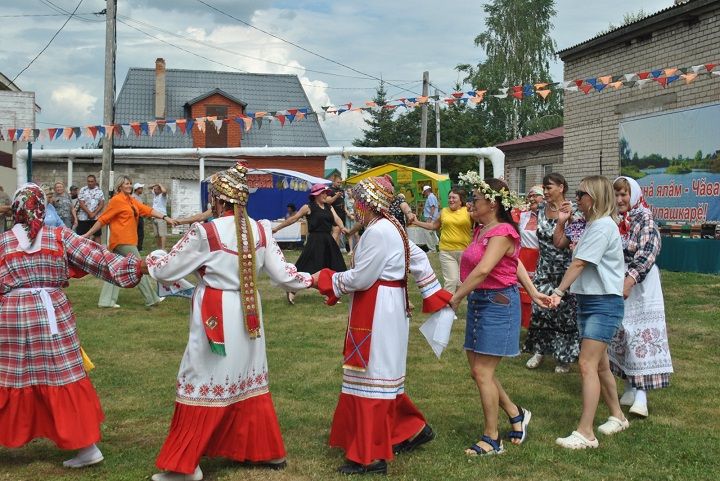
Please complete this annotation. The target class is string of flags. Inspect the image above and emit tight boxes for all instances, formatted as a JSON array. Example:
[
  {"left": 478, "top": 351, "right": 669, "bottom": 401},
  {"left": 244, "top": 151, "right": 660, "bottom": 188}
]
[{"left": 1, "top": 61, "right": 717, "bottom": 143}]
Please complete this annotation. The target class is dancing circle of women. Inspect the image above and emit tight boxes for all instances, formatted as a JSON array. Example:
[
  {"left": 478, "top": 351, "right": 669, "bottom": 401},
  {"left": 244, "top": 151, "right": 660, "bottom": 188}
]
[{"left": 0, "top": 167, "right": 673, "bottom": 479}]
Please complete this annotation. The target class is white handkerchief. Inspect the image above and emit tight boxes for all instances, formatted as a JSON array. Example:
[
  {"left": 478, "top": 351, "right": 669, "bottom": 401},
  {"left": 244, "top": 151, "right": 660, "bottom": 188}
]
[
  {"left": 157, "top": 278, "right": 195, "bottom": 298},
  {"left": 419, "top": 306, "right": 456, "bottom": 359}
]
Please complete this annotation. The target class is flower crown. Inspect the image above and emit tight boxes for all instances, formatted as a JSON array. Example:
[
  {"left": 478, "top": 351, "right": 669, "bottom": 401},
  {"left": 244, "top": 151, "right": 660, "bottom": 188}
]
[{"left": 457, "top": 170, "right": 524, "bottom": 210}]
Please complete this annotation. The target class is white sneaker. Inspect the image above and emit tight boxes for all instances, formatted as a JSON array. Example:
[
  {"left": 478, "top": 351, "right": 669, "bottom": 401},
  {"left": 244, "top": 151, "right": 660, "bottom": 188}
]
[
  {"left": 63, "top": 445, "right": 104, "bottom": 468},
  {"left": 526, "top": 353, "right": 544, "bottom": 369},
  {"left": 152, "top": 466, "right": 203, "bottom": 481},
  {"left": 620, "top": 388, "right": 636, "bottom": 406},
  {"left": 629, "top": 399, "right": 648, "bottom": 417},
  {"left": 598, "top": 416, "right": 630, "bottom": 435},
  {"left": 148, "top": 297, "right": 166, "bottom": 307},
  {"left": 554, "top": 362, "right": 570, "bottom": 374},
  {"left": 555, "top": 431, "right": 599, "bottom": 450}
]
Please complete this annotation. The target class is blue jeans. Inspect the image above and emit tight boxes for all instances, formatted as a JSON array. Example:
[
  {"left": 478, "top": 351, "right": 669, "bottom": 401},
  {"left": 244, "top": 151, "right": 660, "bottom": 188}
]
[{"left": 575, "top": 294, "right": 624, "bottom": 344}]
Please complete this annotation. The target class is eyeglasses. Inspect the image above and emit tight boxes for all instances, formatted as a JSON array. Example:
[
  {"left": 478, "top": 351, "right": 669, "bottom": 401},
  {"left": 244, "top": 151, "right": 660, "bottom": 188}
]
[{"left": 575, "top": 190, "right": 590, "bottom": 200}]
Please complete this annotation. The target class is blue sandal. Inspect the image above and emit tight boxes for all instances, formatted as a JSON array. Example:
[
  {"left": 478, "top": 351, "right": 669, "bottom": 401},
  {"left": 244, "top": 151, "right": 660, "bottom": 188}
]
[
  {"left": 508, "top": 405, "right": 532, "bottom": 444},
  {"left": 465, "top": 435, "right": 504, "bottom": 456}
]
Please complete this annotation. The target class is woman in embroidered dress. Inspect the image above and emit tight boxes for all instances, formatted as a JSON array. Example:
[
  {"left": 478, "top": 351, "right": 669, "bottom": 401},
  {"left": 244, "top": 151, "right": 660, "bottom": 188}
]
[
  {"left": 515, "top": 185, "right": 543, "bottom": 328},
  {"left": 412, "top": 188, "right": 473, "bottom": 294},
  {"left": 82, "top": 176, "right": 175, "bottom": 308},
  {"left": 145, "top": 163, "right": 312, "bottom": 481},
  {"left": 523, "top": 173, "right": 580, "bottom": 373},
  {"left": 315, "top": 176, "right": 451, "bottom": 475},
  {"left": 449, "top": 176, "right": 550, "bottom": 456},
  {"left": 272, "top": 183, "right": 346, "bottom": 304},
  {"left": 0, "top": 183, "right": 143, "bottom": 468},
  {"left": 608, "top": 176, "right": 672, "bottom": 418}
]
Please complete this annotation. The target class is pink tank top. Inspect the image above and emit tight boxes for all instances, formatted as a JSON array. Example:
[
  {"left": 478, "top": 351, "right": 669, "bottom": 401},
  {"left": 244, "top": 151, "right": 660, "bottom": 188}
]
[{"left": 459, "top": 223, "right": 520, "bottom": 290}]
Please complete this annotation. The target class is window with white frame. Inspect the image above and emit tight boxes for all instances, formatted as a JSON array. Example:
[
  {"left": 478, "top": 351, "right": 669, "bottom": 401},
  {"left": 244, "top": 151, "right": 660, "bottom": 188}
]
[{"left": 543, "top": 163, "right": 553, "bottom": 176}]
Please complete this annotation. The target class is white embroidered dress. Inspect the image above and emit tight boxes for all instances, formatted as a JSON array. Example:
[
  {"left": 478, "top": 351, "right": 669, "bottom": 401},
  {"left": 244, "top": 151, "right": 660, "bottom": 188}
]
[{"left": 146, "top": 216, "right": 311, "bottom": 473}]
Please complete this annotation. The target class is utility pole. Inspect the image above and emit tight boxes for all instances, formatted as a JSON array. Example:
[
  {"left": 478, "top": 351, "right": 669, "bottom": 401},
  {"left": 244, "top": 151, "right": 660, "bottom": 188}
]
[
  {"left": 101, "top": 0, "right": 117, "bottom": 245},
  {"left": 419, "top": 71, "right": 429, "bottom": 170},
  {"left": 434, "top": 88, "right": 441, "bottom": 174}
]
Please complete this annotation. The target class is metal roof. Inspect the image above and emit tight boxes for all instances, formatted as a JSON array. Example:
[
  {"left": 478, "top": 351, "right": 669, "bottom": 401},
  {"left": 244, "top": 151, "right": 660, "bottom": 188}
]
[
  {"left": 558, "top": 0, "right": 717, "bottom": 61},
  {"left": 114, "top": 68, "right": 328, "bottom": 149},
  {"left": 495, "top": 127, "right": 564, "bottom": 150}
]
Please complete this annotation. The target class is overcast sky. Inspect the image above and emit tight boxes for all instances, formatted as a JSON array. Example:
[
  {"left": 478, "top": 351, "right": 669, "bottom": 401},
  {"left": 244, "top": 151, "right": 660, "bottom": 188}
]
[{"left": 1, "top": 0, "right": 674, "bottom": 158}]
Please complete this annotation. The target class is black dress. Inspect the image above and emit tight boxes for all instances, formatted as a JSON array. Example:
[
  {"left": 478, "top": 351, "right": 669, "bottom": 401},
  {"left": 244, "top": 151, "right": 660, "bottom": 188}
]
[{"left": 295, "top": 202, "right": 347, "bottom": 273}]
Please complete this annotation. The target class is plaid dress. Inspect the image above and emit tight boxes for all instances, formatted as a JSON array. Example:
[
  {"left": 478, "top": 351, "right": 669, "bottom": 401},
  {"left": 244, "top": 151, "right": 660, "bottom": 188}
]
[{"left": 0, "top": 226, "right": 141, "bottom": 449}]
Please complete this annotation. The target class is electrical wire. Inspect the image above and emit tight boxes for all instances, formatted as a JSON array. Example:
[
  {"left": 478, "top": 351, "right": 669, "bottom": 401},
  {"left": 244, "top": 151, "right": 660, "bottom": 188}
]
[{"left": 12, "top": 0, "right": 85, "bottom": 82}]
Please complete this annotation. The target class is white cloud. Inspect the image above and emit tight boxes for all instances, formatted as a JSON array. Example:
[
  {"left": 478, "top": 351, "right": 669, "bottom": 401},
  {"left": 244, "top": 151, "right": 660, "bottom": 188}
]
[{"left": 50, "top": 85, "right": 98, "bottom": 120}]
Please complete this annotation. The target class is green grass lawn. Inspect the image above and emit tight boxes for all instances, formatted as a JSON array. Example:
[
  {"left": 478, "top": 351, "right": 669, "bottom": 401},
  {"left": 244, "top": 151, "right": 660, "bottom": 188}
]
[{"left": 2, "top": 250, "right": 719, "bottom": 481}]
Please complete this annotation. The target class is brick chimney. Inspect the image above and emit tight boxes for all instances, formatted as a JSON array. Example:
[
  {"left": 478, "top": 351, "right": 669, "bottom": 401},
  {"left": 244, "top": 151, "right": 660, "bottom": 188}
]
[{"left": 154, "top": 58, "right": 166, "bottom": 119}]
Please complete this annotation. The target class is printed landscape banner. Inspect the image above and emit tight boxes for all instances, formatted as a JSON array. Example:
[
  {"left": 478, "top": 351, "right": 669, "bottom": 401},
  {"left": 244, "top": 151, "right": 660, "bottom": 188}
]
[{"left": 619, "top": 103, "right": 720, "bottom": 224}]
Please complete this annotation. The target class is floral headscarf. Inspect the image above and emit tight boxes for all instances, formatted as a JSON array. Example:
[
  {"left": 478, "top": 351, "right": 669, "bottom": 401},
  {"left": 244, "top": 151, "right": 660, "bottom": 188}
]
[
  {"left": 615, "top": 176, "right": 651, "bottom": 238},
  {"left": 12, "top": 183, "right": 46, "bottom": 244}
]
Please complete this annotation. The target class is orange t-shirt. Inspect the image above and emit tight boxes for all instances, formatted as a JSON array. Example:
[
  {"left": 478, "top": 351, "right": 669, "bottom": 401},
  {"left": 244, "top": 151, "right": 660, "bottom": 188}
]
[{"left": 97, "top": 193, "right": 154, "bottom": 251}]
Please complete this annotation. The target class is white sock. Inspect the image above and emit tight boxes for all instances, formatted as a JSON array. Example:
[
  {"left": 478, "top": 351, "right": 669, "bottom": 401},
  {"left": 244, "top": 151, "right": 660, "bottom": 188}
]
[
  {"left": 624, "top": 379, "right": 634, "bottom": 393},
  {"left": 634, "top": 389, "right": 647, "bottom": 405}
]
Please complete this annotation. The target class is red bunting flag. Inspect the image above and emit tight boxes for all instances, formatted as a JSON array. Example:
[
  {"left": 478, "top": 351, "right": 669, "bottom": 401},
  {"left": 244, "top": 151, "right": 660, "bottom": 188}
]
[
  {"left": 705, "top": 63, "right": 716, "bottom": 73},
  {"left": 655, "top": 77, "right": 669, "bottom": 88},
  {"left": 579, "top": 84, "right": 593, "bottom": 94},
  {"left": 275, "top": 114, "right": 286, "bottom": 126},
  {"left": 176, "top": 119, "right": 187, "bottom": 134},
  {"left": 46, "top": 128, "right": 55, "bottom": 140},
  {"left": 130, "top": 123, "right": 141, "bottom": 136},
  {"left": 637, "top": 71, "right": 651, "bottom": 80}
]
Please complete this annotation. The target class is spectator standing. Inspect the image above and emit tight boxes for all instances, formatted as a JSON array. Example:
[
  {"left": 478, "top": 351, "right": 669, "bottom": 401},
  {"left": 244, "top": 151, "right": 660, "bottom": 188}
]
[
  {"left": 0, "top": 186, "right": 10, "bottom": 232},
  {"left": 82, "top": 176, "right": 173, "bottom": 308},
  {"left": 421, "top": 185, "right": 440, "bottom": 251},
  {"left": 285, "top": 203, "right": 297, "bottom": 219},
  {"left": 51, "top": 181, "right": 78, "bottom": 229},
  {"left": 412, "top": 188, "right": 472, "bottom": 294},
  {"left": 550, "top": 175, "right": 629, "bottom": 450},
  {"left": 516, "top": 185, "right": 543, "bottom": 328},
  {"left": 76, "top": 175, "right": 105, "bottom": 242},
  {"left": 151, "top": 183, "right": 168, "bottom": 250},
  {"left": 608, "top": 176, "right": 673, "bottom": 418},
  {"left": 133, "top": 183, "right": 145, "bottom": 251},
  {"left": 327, "top": 174, "right": 346, "bottom": 244}
]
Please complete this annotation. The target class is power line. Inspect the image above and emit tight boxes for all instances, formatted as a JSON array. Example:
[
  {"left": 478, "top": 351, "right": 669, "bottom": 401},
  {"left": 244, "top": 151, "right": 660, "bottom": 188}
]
[
  {"left": 193, "top": 0, "right": 421, "bottom": 97},
  {"left": 0, "top": 12, "right": 97, "bottom": 17},
  {"left": 13, "top": 0, "right": 85, "bottom": 82},
  {"left": 38, "top": 0, "right": 101, "bottom": 23}
]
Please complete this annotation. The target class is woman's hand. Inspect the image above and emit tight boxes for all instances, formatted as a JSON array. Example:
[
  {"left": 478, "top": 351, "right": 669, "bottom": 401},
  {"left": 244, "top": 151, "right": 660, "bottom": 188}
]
[
  {"left": 406, "top": 213, "right": 417, "bottom": 225},
  {"left": 532, "top": 292, "right": 553, "bottom": 309},
  {"left": 557, "top": 201, "right": 573, "bottom": 224},
  {"left": 548, "top": 293, "right": 562, "bottom": 308},
  {"left": 449, "top": 295, "right": 462, "bottom": 312},
  {"left": 139, "top": 259, "right": 149, "bottom": 275},
  {"left": 165, "top": 216, "right": 178, "bottom": 227},
  {"left": 623, "top": 276, "right": 635, "bottom": 299}
]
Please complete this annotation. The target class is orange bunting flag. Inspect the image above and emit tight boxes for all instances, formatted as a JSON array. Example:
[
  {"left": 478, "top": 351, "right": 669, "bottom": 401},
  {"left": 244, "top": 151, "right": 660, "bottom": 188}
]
[
  {"left": 148, "top": 121, "right": 157, "bottom": 136},
  {"left": 365, "top": 101, "right": 377, "bottom": 107},
  {"left": 536, "top": 89, "right": 552, "bottom": 99},
  {"left": 196, "top": 119, "right": 206, "bottom": 132},
  {"left": 663, "top": 67, "right": 678, "bottom": 77},
  {"left": 176, "top": 120, "right": 187, "bottom": 134},
  {"left": 534, "top": 83, "right": 548, "bottom": 90},
  {"left": 418, "top": 96, "right": 429, "bottom": 104},
  {"left": 445, "top": 98, "right": 457, "bottom": 105},
  {"left": 296, "top": 111, "right": 306, "bottom": 120},
  {"left": 104, "top": 125, "right": 115, "bottom": 138},
  {"left": 239, "top": 116, "right": 252, "bottom": 132},
  {"left": 63, "top": 127, "right": 73, "bottom": 140},
  {"left": 598, "top": 75, "right": 612, "bottom": 84},
  {"left": 681, "top": 73, "right": 698, "bottom": 84},
  {"left": 22, "top": 128, "right": 31, "bottom": 141},
  {"left": 608, "top": 81, "right": 624, "bottom": 90}
]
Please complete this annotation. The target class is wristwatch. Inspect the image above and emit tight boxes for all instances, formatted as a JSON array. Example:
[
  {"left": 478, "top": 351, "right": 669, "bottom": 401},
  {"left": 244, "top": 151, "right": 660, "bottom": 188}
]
[{"left": 552, "top": 287, "right": 565, "bottom": 297}]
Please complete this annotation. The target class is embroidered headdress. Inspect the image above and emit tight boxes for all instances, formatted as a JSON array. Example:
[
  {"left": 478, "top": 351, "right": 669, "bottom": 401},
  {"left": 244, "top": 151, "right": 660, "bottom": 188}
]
[
  {"left": 209, "top": 162, "right": 260, "bottom": 343},
  {"left": 457, "top": 170, "right": 523, "bottom": 209},
  {"left": 351, "top": 176, "right": 395, "bottom": 213}
]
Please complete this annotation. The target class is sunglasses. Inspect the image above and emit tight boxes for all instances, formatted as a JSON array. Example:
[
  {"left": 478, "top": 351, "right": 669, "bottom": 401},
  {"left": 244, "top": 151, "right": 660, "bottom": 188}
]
[{"left": 575, "top": 190, "right": 591, "bottom": 200}]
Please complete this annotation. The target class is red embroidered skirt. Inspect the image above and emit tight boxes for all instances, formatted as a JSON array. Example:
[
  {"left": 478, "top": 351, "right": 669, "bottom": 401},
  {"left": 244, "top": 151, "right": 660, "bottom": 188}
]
[
  {"left": 329, "top": 392, "right": 426, "bottom": 465},
  {"left": 0, "top": 376, "right": 104, "bottom": 449},
  {"left": 156, "top": 392, "right": 286, "bottom": 474}
]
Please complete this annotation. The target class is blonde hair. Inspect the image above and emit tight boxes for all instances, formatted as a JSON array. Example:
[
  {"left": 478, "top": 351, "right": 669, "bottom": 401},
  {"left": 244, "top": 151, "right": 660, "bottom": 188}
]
[
  {"left": 115, "top": 175, "right": 132, "bottom": 193},
  {"left": 581, "top": 175, "right": 617, "bottom": 222}
]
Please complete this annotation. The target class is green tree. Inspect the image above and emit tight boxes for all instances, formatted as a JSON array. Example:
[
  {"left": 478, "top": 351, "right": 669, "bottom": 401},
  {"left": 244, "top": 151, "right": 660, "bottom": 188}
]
[
  {"left": 619, "top": 137, "right": 632, "bottom": 166},
  {"left": 351, "top": 82, "right": 402, "bottom": 170},
  {"left": 457, "top": 0, "right": 563, "bottom": 141}
]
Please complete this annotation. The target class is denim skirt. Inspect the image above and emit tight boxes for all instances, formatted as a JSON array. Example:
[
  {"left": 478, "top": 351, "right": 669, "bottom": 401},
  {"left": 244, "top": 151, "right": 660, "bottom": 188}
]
[
  {"left": 464, "top": 285, "right": 521, "bottom": 357},
  {"left": 576, "top": 294, "right": 624, "bottom": 344}
]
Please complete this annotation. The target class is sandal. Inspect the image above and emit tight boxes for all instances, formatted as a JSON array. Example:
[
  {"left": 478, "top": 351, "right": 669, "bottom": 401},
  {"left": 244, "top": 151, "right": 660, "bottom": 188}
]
[
  {"left": 555, "top": 431, "right": 599, "bottom": 449},
  {"left": 286, "top": 292, "right": 295, "bottom": 305},
  {"left": 507, "top": 405, "right": 531, "bottom": 444},
  {"left": 465, "top": 435, "right": 504, "bottom": 456}
]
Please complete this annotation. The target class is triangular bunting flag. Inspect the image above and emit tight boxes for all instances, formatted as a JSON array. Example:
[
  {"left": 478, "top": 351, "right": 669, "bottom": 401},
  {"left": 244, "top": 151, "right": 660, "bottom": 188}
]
[
  {"left": 624, "top": 73, "right": 636, "bottom": 82},
  {"left": 196, "top": 119, "right": 206, "bottom": 132},
  {"left": 168, "top": 121, "right": 177, "bottom": 134},
  {"left": 254, "top": 117, "right": 263, "bottom": 129},
  {"left": 704, "top": 63, "right": 716, "bottom": 73},
  {"left": 574, "top": 80, "right": 584, "bottom": 88},
  {"left": 636, "top": 78, "right": 652, "bottom": 89},
  {"left": 418, "top": 96, "right": 429, "bottom": 103},
  {"left": 148, "top": 121, "right": 157, "bottom": 136},
  {"left": 275, "top": 114, "right": 286, "bottom": 126},
  {"left": 452, "top": 91, "right": 464, "bottom": 99},
  {"left": 105, "top": 125, "right": 114, "bottom": 138},
  {"left": 21, "top": 128, "right": 31, "bottom": 141},
  {"left": 88, "top": 126, "right": 98, "bottom": 139},
  {"left": 650, "top": 69, "right": 663, "bottom": 78},
  {"left": 637, "top": 72, "right": 650, "bottom": 80},
  {"left": 122, "top": 125, "right": 132, "bottom": 138},
  {"left": 297, "top": 108, "right": 307, "bottom": 120},
  {"left": 186, "top": 119, "right": 195, "bottom": 133},
  {"left": 608, "top": 81, "right": 624, "bottom": 90},
  {"left": 239, "top": 116, "right": 252, "bottom": 132},
  {"left": 32, "top": 129, "right": 40, "bottom": 140},
  {"left": 598, "top": 75, "right": 612, "bottom": 84},
  {"left": 286, "top": 113, "right": 296, "bottom": 123},
  {"left": 655, "top": 77, "right": 669, "bottom": 88},
  {"left": 663, "top": 67, "right": 678, "bottom": 77},
  {"left": 130, "top": 123, "right": 141, "bottom": 136},
  {"left": 594, "top": 83, "right": 606, "bottom": 92},
  {"left": 97, "top": 126, "right": 105, "bottom": 138},
  {"left": 492, "top": 93, "right": 508, "bottom": 99},
  {"left": 72, "top": 127, "right": 81, "bottom": 139},
  {"left": 534, "top": 83, "right": 548, "bottom": 90},
  {"left": 176, "top": 119, "right": 187, "bottom": 134},
  {"left": 213, "top": 119, "right": 223, "bottom": 133},
  {"left": 139, "top": 123, "right": 148, "bottom": 136},
  {"left": 691, "top": 65, "right": 703, "bottom": 74},
  {"left": 46, "top": 128, "right": 55, "bottom": 140},
  {"left": 585, "top": 78, "right": 598, "bottom": 87},
  {"left": 579, "top": 84, "right": 593, "bottom": 94},
  {"left": 511, "top": 90, "right": 523, "bottom": 100},
  {"left": 536, "top": 89, "right": 551, "bottom": 99},
  {"left": 666, "top": 75, "right": 680, "bottom": 85}
]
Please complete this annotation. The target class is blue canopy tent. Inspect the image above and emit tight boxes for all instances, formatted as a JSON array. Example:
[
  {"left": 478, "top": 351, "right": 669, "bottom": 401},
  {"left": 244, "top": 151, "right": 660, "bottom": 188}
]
[{"left": 201, "top": 168, "right": 330, "bottom": 220}]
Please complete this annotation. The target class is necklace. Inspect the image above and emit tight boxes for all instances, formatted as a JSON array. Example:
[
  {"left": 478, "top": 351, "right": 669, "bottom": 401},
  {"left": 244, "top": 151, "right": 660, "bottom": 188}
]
[
  {"left": 479, "top": 220, "right": 500, "bottom": 236},
  {"left": 547, "top": 202, "right": 560, "bottom": 212}
]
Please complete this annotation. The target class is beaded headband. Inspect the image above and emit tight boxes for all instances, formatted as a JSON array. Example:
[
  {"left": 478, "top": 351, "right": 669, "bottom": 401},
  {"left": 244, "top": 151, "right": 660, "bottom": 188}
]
[
  {"left": 209, "top": 161, "right": 250, "bottom": 205},
  {"left": 351, "top": 176, "right": 395, "bottom": 212}
]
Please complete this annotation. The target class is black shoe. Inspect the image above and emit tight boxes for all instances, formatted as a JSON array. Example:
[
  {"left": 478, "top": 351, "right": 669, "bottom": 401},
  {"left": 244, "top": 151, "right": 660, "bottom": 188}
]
[
  {"left": 243, "top": 459, "right": 287, "bottom": 470},
  {"left": 392, "top": 425, "right": 435, "bottom": 455},
  {"left": 338, "top": 460, "right": 387, "bottom": 475}
]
